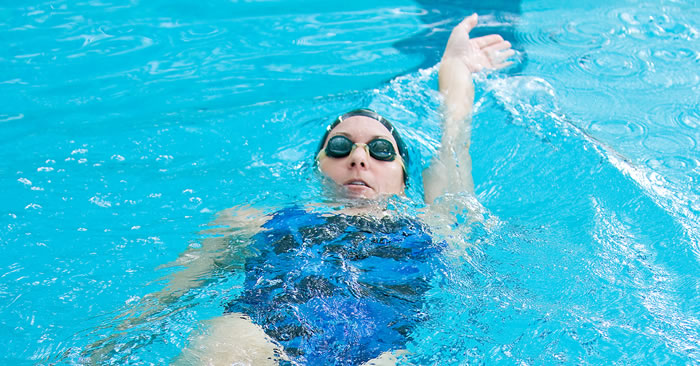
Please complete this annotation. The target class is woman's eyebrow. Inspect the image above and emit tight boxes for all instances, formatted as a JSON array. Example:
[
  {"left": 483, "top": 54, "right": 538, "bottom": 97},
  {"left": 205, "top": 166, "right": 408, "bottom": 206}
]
[{"left": 370, "top": 134, "right": 392, "bottom": 140}]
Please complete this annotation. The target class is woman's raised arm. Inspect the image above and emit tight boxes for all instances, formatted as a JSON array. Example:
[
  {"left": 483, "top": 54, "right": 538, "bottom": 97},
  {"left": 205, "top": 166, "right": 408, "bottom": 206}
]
[{"left": 423, "top": 13, "right": 514, "bottom": 204}]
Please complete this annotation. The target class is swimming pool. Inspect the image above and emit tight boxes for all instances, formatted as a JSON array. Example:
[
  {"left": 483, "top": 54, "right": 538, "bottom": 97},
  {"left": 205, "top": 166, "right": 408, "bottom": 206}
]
[{"left": 1, "top": 0, "right": 698, "bottom": 364}]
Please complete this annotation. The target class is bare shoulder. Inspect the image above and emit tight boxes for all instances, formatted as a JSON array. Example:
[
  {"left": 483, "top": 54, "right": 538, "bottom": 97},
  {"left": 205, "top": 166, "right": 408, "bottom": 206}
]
[{"left": 203, "top": 205, "right": 271, "bottom": 238}]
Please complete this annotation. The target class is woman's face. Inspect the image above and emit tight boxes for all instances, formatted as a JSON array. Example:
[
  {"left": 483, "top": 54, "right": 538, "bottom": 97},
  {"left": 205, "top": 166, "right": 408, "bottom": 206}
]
[{"left": 318, "top": 116, "right": 405, "bottom": 199}]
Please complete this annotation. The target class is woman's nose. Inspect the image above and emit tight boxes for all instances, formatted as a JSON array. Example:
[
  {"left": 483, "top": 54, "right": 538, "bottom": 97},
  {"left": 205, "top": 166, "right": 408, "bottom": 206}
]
[{"left": 348, "top": 144, "right": 369, "bottom": 168}]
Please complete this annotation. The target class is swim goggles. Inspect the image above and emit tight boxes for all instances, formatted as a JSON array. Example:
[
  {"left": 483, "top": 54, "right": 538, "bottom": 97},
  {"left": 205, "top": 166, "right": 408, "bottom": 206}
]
[{"left": 318, "top": 135, "right": 398, "bottom": 161}]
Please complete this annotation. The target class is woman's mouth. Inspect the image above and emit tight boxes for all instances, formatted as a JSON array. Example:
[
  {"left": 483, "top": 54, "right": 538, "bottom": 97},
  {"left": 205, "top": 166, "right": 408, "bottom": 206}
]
[
  {"left": 346, "top": 180, "right": 369, "bottom": 187},
  {"left": 343, "top": 180, "right": 373, "bottom": 196}
]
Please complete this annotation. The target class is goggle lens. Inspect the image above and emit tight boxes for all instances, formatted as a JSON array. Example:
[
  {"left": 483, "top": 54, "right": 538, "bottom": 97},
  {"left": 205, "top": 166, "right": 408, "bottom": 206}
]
[{"left": 367, "top": 139, "right": 395, "bottom": 161}]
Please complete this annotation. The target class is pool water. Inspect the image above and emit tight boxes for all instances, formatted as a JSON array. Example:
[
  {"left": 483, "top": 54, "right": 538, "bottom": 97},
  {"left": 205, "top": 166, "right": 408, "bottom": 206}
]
[{"left": 1, "top": 0, "right": 698, "bottom": 364}]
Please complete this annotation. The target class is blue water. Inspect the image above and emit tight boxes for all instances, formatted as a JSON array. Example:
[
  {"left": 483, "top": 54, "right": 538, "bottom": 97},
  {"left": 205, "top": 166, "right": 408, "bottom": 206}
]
[{"left": 2, "top": 0, "right": 699, "bottom": 364}]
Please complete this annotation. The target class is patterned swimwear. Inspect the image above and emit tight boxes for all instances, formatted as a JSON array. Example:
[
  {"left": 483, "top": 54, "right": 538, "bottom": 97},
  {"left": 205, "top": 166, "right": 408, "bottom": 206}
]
[{"left": 225, "top": 207, "right": 443, "bottom": 365}]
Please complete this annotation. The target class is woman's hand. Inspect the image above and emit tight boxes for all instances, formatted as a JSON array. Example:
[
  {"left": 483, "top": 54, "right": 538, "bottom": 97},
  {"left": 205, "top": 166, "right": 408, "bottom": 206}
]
[{"left": 442, "top": 13, "right": 514, "bottom": 72}]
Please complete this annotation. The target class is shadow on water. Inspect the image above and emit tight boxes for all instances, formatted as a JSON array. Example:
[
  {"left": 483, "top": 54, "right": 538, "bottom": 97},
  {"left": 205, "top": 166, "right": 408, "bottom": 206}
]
[{"left": 394, "top": 0, "right": 526, "bottom": 73}]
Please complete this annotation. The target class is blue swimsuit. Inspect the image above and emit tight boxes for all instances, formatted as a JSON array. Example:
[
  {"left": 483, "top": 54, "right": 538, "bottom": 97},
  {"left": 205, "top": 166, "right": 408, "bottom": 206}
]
[{"left": 225, "top": 207, "right": 442, "bottom": 365}]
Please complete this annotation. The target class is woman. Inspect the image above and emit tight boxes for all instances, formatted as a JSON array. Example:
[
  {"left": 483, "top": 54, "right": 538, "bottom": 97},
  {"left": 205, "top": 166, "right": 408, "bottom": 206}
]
[{"left": 169, "top": 13, "right": 512, "bottom": 365}]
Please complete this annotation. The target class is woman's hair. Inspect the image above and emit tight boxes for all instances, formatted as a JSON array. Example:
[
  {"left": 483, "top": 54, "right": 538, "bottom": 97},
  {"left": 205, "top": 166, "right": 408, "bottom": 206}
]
[{"left": 317, "top": 108, "right": 410, "bottom": 183}]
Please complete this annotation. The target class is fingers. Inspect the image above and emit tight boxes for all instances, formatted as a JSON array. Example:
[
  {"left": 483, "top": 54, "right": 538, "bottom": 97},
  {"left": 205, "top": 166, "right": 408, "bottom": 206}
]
[
  {"left": 481, "top": 38, "right": 514, "bottom": 70},
  {"left": 488, "top": 49, "right": 516, "bottom": 70},
  {"left": 472, "top": 34, "right": 505, "bottom": 49},
  {"left": 485, "top": 39, "right": 511, "bottom": 52},
  {"left": 493, "top": 60, "right": 514, "bottom": 70},
  {"left": 501, "top": 49, "right": 516, "bottom": 59}
]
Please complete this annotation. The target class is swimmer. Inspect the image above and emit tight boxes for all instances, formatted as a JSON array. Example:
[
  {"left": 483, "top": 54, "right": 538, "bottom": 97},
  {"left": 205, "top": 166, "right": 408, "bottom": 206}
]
[{"left": 90, "top": 13, "right": 514, "bottom": 366}]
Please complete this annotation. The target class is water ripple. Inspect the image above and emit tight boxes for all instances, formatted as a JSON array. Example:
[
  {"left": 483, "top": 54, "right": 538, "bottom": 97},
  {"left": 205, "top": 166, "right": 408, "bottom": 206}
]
[
  {"left": 642, "top": 133, "right": 696, "bottom": 156},
  {"left": 646, "top": 156, "right": 698, "bottom": 178},
  {"left": 179, "top": 24, "right": 225, "bottom": 42},
  {"left": 647, "top": 102, "right": 700, "bottom": 130},
  {"left": 58, "top": 29, "right": 156, "bottom": 58},
  {"left": 589, "top": 118, "right": 647, "bottom": 142},
  {"left": 296, "top": 11, "right": 420, "bottom": 47},
  {"left": 650, "top": 47, "right": 698, "bottom": 64},
  {"left": 613, "top": 6, "right": 699, "bottom": 41},
  {"left": 551, "top": 19, "right": 615, "bottom": 48},
  {"left": 678, "top": 106, "right": 700, "bottom": 130},
  {"left": 576, "top": 49, "right": 646, "bottom": 79},
  {"left": 638, "top": 47, "right": 700, "bottom": 89}
]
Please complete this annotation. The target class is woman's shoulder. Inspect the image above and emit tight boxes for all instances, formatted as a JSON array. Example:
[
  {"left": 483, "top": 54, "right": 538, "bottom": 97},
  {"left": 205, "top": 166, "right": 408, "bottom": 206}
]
[{"left": 209, "top": 205, "right": 271, "bottom": 237}]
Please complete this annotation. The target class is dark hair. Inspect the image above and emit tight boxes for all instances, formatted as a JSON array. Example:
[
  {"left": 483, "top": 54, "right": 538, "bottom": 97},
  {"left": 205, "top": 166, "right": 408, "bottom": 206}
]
[{"left": 318, "top": 108, "right": 410, "bottom": 183}]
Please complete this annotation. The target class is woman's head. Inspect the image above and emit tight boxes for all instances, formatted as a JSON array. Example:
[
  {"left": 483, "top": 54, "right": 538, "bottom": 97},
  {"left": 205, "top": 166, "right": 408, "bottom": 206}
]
[{"left": 316, "top": 109, "right": 409, "bottom": 199}]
